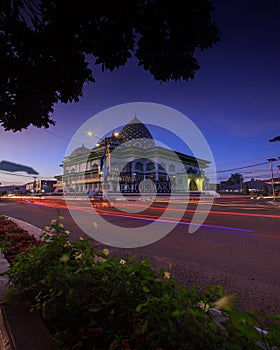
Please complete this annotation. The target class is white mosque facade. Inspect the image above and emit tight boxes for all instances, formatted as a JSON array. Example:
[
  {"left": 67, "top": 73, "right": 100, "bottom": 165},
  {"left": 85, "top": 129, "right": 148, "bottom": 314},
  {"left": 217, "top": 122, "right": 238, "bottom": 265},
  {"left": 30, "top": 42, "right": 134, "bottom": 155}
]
[{"left": 56, "top": 117, "right": 210, "bottom": 195}]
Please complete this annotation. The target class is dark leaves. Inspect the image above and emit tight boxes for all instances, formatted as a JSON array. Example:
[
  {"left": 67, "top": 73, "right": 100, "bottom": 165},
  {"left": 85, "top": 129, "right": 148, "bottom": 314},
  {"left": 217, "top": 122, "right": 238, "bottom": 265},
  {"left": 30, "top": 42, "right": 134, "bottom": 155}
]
[{"left": 0, "top": 0, "right": 220, "bottom": 131}]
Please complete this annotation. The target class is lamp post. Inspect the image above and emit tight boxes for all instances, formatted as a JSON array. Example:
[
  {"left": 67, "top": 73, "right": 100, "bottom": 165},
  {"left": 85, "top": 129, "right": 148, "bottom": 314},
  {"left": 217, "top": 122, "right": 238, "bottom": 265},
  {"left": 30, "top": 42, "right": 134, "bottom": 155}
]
[
  {"left": 267, "top": 158, "right": 277, "bottom": 201},
  {"left": 33, "top": 177, "right": 37, "bottom": 194},
  {"left": 96, "top": 131, "right": 122, "bottom": 197}
]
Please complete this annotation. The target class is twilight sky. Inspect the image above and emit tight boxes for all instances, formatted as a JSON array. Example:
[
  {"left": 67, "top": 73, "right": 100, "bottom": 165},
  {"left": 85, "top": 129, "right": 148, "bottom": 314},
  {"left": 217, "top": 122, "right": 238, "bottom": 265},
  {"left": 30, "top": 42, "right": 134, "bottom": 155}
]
[{"left": 1, "top": 0, "right": 280, "bottom": 186}]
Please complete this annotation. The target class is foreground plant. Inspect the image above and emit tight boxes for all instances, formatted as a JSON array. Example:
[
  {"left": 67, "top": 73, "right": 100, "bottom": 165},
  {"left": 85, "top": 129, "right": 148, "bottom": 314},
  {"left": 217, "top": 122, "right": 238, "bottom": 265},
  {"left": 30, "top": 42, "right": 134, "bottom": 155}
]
[{"left": 3, "top": 216, "right": 280, "bottom": 350}]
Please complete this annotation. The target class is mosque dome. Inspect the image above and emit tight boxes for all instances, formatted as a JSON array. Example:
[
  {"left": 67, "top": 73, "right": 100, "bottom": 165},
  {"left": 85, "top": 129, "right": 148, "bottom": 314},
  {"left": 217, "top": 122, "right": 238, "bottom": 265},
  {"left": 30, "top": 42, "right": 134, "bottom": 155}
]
[
  {"left": 119, "top": 116, "right": 155, "bottom": 149},
  {"left": 70, "top": 144, "right": 90, "bottom": 156}
]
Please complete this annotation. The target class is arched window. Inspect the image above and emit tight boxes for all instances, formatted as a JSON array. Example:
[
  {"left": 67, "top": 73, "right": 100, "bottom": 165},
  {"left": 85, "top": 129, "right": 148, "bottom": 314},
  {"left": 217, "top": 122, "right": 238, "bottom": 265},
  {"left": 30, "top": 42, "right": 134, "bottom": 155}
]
[
  {"left": 169, "top": 164, "right": 175, "bottom": 172},
  {"left": 92, "top": 163, "right": 99, "bottom": 172},
  {"left": 135, "top": 161, "right": 144, "bottom": 171},
  {"left": 146, "top": 162, "right": 155, "bottom": 171}
]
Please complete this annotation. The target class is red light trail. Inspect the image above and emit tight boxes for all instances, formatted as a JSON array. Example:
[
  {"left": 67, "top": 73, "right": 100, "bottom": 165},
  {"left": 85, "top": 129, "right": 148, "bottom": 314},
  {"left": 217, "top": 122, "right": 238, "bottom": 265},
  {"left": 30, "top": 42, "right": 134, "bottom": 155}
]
[{"left": 19, "top": 198, "right": 260, "bottom": 234}]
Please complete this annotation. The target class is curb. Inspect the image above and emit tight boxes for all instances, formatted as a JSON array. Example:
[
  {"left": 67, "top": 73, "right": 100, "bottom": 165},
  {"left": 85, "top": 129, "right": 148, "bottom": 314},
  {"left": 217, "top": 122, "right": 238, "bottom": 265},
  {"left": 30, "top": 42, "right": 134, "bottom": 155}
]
[
  {"left": 1, "top": 298, "right": 59, "bottom": 350},
  {"left": 0, "top": 305, "right": 15, "bottom": 350},
  {"left": 267, "top": 200, "right": 280, "bottom": 208},
  {"left": 0, "top": 217, "right": 59, "bottom": 350}
]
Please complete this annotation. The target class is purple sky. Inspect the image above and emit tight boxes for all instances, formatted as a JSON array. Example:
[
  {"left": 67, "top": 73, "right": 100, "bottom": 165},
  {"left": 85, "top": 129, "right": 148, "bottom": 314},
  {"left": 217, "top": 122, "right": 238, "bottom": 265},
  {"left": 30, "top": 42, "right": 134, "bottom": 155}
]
[{"left": 1, "top": 0, "right": 280, "bottom": 186}]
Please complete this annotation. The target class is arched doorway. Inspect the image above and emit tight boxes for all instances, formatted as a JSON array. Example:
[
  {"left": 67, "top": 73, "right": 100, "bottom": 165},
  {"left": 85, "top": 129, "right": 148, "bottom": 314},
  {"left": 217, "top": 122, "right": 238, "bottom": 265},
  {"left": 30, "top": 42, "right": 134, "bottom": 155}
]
[{"left": 189, "top": 179, "right": 198, "bottom": 191}]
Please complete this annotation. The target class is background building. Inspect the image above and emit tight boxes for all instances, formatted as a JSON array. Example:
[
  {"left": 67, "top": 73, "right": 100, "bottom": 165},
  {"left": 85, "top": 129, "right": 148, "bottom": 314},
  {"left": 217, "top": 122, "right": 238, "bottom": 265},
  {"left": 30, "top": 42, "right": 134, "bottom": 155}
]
[
  {"left": 0, "top": 184, "right": 25, "bottom": 195},
  {"left": 25, "top": 179, "right": 57, "bottom": 194}
]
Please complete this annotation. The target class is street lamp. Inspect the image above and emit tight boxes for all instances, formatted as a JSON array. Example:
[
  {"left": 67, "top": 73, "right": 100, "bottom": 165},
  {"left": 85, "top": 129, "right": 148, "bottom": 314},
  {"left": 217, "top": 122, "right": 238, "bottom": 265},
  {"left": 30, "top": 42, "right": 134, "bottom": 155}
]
[
  {"left": 33, "top": 177, "right": 37, "bottom": 194},
  {"left": 100, "top": 132, "right": 123, "bottom": 195},
  {"left": 267, "top": 158, "right": 277, "bottom": 200},
  {"left": 89, "top": 130, "right": 124, "bottom": 196}
]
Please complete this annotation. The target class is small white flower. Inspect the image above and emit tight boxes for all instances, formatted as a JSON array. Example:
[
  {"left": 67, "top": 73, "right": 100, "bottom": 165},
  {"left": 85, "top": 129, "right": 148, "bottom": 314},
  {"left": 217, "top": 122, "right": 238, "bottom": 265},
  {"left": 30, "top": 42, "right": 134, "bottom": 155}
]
[
  {"left": 65, "top": 230, "right": 70, "bottom": 235},
  {"left": 43, "top": 226, "right": 50, "bottom": 231},
  {"left": 120, "top": 259, "right": 126, "bottom": 265},
  {"left": 58, "top": 215, "right": 64, "bottom": 221},
  {"left": 164, "top": 271, "right": 171, "bottom": 279},
  {"left": 59, "top": 223, "right": 64, "bottom": 228},
  {"left": 198, "top": 301, "right": 210, "bottom": 312},
  {"left": 75, "top": 253, "right": 83, "bottom": 260},
  {"left": 51, "top": 219, "right": 57, "bottom": 225},
  {"left": 102, "top": 248, "right": 110, "bottom": 256},
  {"left": 79, "top": 237, "right": 84, "bottom": 240},
  {"left": 214, "top": 295, "right": 236, "bottom": 311},
  {"left": 59, "top": 254, "right": 70, "bottom": 263}
]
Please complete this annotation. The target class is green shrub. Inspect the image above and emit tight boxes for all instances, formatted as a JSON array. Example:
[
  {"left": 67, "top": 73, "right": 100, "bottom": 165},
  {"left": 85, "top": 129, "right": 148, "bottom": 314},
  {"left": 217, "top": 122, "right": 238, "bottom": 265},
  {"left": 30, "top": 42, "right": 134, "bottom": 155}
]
[{"left": 4, "top": 216, "right": 280, "bottom": 350}]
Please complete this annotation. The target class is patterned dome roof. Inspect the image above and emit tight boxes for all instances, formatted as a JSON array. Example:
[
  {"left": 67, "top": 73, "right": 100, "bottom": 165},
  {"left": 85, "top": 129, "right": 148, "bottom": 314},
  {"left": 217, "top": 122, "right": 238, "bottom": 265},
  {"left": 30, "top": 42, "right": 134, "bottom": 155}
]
[
  {"left": 70, "top": 144, "right": 90, "bottom": 156},
  {"left": 119, "top": 117, "right": 155, "bottom": 149}
]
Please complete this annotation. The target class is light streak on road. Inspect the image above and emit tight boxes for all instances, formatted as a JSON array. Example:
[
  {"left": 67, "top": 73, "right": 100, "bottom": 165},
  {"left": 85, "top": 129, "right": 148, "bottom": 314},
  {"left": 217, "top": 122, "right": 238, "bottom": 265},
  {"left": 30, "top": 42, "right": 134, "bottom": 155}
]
[
  {"left": 87, "top": 209, "right": 254, "bottom": 234},
  {"left": 21, "top": 198, "right": 255, "bottom": 234},
  {"left": 110, "top": 202, "right": 280, "bottom": 219},
  {"left": 15, "top": 197, "right": 280, "bottom": 220}
]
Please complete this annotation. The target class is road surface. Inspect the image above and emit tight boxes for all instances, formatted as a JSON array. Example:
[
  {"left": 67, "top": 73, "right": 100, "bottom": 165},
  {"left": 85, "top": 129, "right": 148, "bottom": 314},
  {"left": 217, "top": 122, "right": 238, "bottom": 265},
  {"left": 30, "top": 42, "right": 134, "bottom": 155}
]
[{"left": 0, "top": 196, "right": 279, "bottom": 315}]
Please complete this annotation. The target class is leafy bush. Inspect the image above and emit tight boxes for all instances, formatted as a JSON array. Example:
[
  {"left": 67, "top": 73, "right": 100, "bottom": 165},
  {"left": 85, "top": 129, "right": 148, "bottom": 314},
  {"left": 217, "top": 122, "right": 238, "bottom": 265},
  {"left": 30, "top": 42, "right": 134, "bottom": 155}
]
[{"left": 3, "top": 216, "right": 280, "bottom": 350}]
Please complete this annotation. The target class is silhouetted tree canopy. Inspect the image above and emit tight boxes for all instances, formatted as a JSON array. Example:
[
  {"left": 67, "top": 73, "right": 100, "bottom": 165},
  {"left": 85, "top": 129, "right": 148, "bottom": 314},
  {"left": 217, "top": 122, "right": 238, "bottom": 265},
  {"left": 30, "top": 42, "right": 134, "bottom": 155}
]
[
  {"left": 222, "top": 173, "right": 244, "bottom": 186},
  {"left": 243, "top": 182, "right": 249, "bottom": 195},
  {"left": 0, "top": 0, "right": 220, "bottom": 131},
  {"left": 269, "top": 136, "right": 280, "bottom": 142}
]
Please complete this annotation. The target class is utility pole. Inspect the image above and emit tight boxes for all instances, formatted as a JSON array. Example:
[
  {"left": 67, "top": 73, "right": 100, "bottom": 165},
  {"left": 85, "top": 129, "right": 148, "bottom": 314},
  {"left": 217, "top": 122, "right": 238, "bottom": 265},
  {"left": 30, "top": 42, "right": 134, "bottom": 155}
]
[
  {"left": 267, "top": 158, "right": 277, "bottom": 201},
  {"left": 33, "top": 176, "right": 37, "bottom": 194}
]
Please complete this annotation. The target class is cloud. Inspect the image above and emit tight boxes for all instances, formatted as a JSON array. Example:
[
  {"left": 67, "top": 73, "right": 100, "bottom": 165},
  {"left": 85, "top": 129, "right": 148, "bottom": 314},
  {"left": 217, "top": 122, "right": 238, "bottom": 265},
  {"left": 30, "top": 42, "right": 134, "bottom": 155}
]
[{"left": 0, "top": 161, "right": 39, "bottom": 174}]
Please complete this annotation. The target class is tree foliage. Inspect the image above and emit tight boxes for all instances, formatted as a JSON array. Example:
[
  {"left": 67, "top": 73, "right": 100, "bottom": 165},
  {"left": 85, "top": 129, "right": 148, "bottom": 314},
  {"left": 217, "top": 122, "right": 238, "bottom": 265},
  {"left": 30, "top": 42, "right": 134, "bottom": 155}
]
[
  {"left": 0, "top": 0, "right": 220, "bottom": 131},
  {"left": 223, "top": 173, "right": 244, "bottom": 186},
  {"left": 243, "top": 182, "right": 249, "bottom": 195},
  {"left": 263, "top": 183, "right": 269, "bottom": 195}
]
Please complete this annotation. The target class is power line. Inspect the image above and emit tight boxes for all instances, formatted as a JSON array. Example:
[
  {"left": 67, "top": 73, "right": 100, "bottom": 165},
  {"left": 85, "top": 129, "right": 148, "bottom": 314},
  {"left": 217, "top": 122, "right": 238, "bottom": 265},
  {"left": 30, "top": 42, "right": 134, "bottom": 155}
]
[
  {"left": 44, "top": 129, "right": 72, "bottom": 142},
  {"left": 215, "top": 155, "right": 279, "bottom": 167},
  {"left": 208, "top": 161, "right": 273, "bottom": 174},
  {"left": 0, "top": 170, "right": 35, "bottom": 178},
  {"left": 0, "top": 170, "right": 55, "bottom": 180},
  {"left": 40, "top": 127, "right": 280, "bottom": 181},
  {"left": 43, "top": 127, "right": 280, "bottom": 171}
]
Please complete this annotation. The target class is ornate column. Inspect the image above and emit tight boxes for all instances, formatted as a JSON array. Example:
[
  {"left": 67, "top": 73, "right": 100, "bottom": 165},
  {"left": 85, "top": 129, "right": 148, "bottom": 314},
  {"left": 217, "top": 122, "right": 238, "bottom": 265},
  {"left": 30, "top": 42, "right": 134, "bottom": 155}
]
[
  {"left": 187, "top": 178, "right": 191, "bottom": 191},
  {"left": 131, "top": 161, "right": 135, "bottom": 180},
  {"left": 155, "top": 162, "right": 159, "bottom": 181}
]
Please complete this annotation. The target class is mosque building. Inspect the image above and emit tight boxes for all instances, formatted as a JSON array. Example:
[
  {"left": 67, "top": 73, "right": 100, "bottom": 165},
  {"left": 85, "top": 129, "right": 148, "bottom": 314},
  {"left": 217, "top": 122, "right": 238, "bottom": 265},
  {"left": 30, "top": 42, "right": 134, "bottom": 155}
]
[{"left": 55, "top": 117, "right": 210, "bottom": 195}]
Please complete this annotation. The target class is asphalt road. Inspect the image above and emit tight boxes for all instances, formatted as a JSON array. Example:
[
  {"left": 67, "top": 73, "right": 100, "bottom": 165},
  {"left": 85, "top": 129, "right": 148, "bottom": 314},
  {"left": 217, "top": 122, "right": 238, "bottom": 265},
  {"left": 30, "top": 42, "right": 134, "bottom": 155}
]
[{"left": 1, "top": 196, "right": 279, "bottom": 316}]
